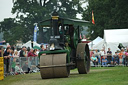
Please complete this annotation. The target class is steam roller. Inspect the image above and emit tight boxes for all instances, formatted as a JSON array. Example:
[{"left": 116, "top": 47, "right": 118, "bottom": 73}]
[{"left": 38, "top": 11, "right": 90, "bottom": 79}]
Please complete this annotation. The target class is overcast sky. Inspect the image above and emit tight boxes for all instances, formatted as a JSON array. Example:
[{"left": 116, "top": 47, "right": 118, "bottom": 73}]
[
  {"left": 0, "top": 0, "right": 16, "bottom": 22},
  {"left": 0, "top": 0, "right": 88, "bottom": 22}
]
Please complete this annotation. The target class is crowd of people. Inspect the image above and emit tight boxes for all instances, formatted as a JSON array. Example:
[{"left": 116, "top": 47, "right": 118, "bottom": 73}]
[
  {"left": 0, "top": 44, "right": 46, "bottom": 75},
  {"left": 90, "top": 48, "right": 128, "bottom": 67}
]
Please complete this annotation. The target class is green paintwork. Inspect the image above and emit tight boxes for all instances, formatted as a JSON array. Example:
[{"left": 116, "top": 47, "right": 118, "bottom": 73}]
[
  {"left": 39, "top": 49, "right": 67, "bottom": 55},
  {"left": 64, "top": 46, "right": 71, "bottom": 63},
  {"left": 39, "top": 18, "right": 90, "bottom": 27},
  {"left": 62, "top": 18, "right": 90, "bottom": 27}
]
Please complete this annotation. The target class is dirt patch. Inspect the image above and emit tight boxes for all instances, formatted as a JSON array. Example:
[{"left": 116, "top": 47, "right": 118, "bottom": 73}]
[
  {"left": 70, "top": 69, "right": 113, "bottom": 74},
  {"left": 91, "top": 69, "right": 113, "bottom": 72}
]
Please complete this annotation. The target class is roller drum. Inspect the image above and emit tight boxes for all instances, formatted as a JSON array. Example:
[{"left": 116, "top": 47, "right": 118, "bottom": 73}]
[{"left": 40, "top": 53, "right": 70, "bottom": 79}]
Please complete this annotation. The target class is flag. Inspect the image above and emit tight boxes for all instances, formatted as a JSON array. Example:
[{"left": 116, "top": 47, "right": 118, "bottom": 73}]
[
  {"left": 33, "top": 24, "right": 38, "bottom": 42},
  {"left": 92, "top": 10, "right": 95, "bottom": 24}
]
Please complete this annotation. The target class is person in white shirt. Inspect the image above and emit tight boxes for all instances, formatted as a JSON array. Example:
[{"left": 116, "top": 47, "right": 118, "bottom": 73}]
[{"left": 94, "top": 49, "right": 101, "bottom": 65}]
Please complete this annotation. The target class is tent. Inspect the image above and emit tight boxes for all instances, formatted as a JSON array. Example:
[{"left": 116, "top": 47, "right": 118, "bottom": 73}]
[
  {"left": 93, "top": 39, "right": 105, "bottom": 50},
  {"left": 104, "top": 29, "right": 128, "bottom": 54},
  {"left": 21, "top": 41, "right": 40, "bottom": 48},
  {"left": 88, "top": 36, "right": 103, "bottom": 49}
]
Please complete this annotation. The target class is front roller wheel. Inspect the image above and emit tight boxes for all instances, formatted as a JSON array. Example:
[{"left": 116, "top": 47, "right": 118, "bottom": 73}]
[
  {"left": 40, "top": 53, "right": 70, "bottom": 79},
  {"left": 76, "top": 43, "right": 90, "bottom": 74}
]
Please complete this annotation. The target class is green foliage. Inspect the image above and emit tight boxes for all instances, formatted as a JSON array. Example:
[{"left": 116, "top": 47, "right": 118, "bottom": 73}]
[
  {"left": 83, "top": 0, "right": 128, "bottom": 40},
  {"left": 0, "top": 18, "right": 28, "bottom": 45},
  {"left": 12, "top": 0, "right": 83, "bottom": 19},
  {"left": 0, "top": 18, "right": 16, "bottom": 32}
]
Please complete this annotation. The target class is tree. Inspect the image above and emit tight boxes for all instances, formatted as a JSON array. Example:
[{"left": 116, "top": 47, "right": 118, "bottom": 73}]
[
  {"left": 0, "top": 18, "right": 29, "bottom": 45},
  {"left": 12, "top": 0, "right": 83, "bottom": 19},
  {"left": 83, "top": 0, "right": 128, "bottom": 40}
]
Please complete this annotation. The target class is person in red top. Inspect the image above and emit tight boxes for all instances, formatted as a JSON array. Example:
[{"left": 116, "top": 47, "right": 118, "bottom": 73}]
[{"left": 27, "top": 49, "right": 35, "bottom": 57}]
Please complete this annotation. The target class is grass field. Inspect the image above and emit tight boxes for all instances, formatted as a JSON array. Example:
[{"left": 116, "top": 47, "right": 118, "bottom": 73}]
[{"left": 0, "top": 67, "right": 128, "bottom": 85}]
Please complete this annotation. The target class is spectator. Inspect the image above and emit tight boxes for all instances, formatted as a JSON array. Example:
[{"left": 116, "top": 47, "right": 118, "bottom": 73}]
[
  {"left": 13, "top": 50, "right": 19, "bottom": 57},
  {"left": 20, "top": 46, "right": 27, "bottom": 57},
  {"left": 90, "top": 49, "right": 94, "bottom": 58},
  {"left": 107, "top": 48, "right": 112, "bottom": 64},
  {"left": 118, "top": 48, "right": 124, "bottom": 64},
  {"left": 91, "top": 53, "right": 98, "bottom": 66},
  {"left": 125, "top": 48, "right": 128, "bottom": 66},
  {"left": 28, "top": 49, "right": 35, "bottom": 57},
  {"left": 100, "top": 49, "right": 105, "bottom": 56},
  {"left": 11, "top": 45, "right": 15, "bottom": 51},
  {"left": 33, "top": 49, "right": 38, "bottom": 56},
  {"left": 113, "top": 52, "right": 119, "bottom": 65},
  {"left": 15, "top": 62, "right": 24, "bottom": 75},
  {"left": 100, "top": 49, "right": 106, "bottom": 65},
  {"left": 40, "top": 44, "right": 46, "bottom": 51},
  {"left": 32, "top": 49, "right": 38, "bottom": 68},
  {"left": 102, "top": 55, "right": 107, "bottom": 66},
  {"left": 27, "top": 47, "right": 30, "bottom": 52},
  {"left": 94, "top": 49, "right": 101, "bottom": 65},
  {"left": 19, "top": 46, "right": 29, "bottom": 73},
  {"left": 10, "top": 49, "right": 14, "bottom": 57},
  {"left": 121, "top": 48, "right": 126, "bottom": 65},
  {"left": 27, "top": 48, "right": 35, "bottom": 72},
  {"left": 10, "top": 49, "right": 15, "bottom": 72},
  {"left": 40, "top": 44, "right": 46, "bottom": 56},
  {"left": 22, "top": 62, "right": 30, "bottom": 74},
  {"left": 4, "top": 47, "right": 11, "bottom": 73},
  {"left": 4, "top": 45, "right": 11, "bottom": 51},
  {"left": 11, "top": 58, "right": 16, "bottom": 72}
]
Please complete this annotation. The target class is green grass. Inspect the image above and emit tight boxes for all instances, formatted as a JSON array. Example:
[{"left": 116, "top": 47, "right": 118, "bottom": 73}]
[{"left": 0, "top": 67, "right": 128, "bottom": 85}]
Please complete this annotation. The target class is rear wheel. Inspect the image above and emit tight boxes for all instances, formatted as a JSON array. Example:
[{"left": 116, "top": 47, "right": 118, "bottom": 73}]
[{"left": 76, "top": 43, "right": 90, "bottom": 74}]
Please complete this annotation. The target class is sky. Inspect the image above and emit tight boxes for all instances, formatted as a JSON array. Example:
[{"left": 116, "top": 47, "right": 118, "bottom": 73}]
[
  {"left": 77, "top": 2, "right": 88, "bottom": 19},
  {"left": 0, "top": 0, "right": 16, "bottom": 22},
  {"left": 0, "top": 0, "right": 88, "bottom": 21}
]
